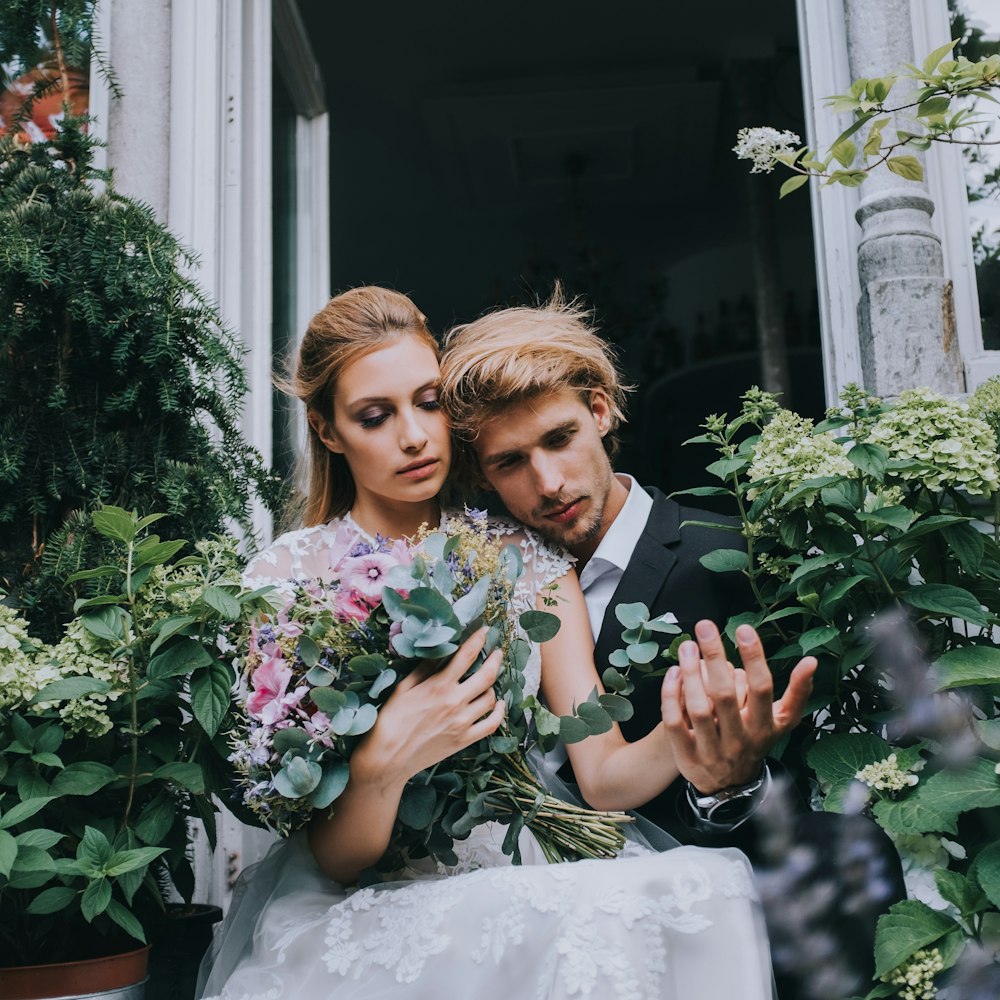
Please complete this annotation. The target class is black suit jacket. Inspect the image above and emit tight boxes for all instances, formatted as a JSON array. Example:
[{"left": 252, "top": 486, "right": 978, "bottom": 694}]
[{"left": 593, "top": 486, "right": 765, "bottom": 844}]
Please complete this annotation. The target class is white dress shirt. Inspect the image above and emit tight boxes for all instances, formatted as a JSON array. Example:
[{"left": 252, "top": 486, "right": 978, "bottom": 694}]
[{"left": 578, "top": 475, "right": 653, "bottom": 641}]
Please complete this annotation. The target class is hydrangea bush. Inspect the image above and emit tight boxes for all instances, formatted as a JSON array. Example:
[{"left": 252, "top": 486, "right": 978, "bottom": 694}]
[
  {"left": 0, "top": 508, "right": 270, "bottom": 968},
  {"left": 685, "top": 381, "right": 1000, "bottom": 998}
]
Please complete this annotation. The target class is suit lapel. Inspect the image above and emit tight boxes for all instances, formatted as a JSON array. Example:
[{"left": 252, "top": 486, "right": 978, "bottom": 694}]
[{"left": 593, "top": 490, "right": 680, "bottom": 668}]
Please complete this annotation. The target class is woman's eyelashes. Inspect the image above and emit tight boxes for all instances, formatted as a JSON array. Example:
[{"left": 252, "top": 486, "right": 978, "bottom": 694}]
[{"left": 356, "top": 394, "right": 440, "bottom": 430}]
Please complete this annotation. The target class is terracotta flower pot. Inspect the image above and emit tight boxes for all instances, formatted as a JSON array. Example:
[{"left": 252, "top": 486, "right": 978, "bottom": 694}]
[{"left": 0, "top": 945, "right": 150, "bottom": 1000}]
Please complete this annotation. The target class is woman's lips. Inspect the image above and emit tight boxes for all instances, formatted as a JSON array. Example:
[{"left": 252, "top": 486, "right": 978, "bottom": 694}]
[{"left": 397, "top": 459, "right": 440, "bottom": 480}]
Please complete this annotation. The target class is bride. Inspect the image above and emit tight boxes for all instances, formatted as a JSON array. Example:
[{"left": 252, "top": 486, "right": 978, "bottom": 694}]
[{"left": 198, "top": 286, "right": 774, "bottom": 999}]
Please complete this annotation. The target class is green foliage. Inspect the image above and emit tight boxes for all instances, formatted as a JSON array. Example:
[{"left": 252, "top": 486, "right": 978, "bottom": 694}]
[
  {"left": 0, "top": 507, "right": 274, "bottom": 967},
  {"left": 689, "top": 383, "right": 1000, "bottom": 993},
  {"left": 0, "top": 120, "right": 283, "bottom": 639},
  {"left": 735, "top": 41, "right": 1000, "bottom": 194}
]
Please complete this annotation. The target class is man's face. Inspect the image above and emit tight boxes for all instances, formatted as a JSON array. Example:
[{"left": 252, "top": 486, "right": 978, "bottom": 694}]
[{"left": 474, "top": 387, "right": 617, "bottom": 553}]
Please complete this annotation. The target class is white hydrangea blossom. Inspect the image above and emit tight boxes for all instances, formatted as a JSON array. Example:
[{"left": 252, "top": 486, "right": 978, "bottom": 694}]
[
  {"left": 869, "top": 388, "right": 1000, "bottom": 496},
  {"left": 855, "top": 752, "right": 922, "bottom": 793},
  {"left": 881, "top": 947, "right": 944, "bottom": 1000},
  {"left": 747, "top": 409, "right": 854, "bottom": 504},
  {"left": 732, "top": 126, "right": 802, "bottom": 173},
  {"left": 0, "top": 603, "right": 58, "bottom": 711},
  {"left": 891, "top": 833, "right": 964, "bottom": 912}
]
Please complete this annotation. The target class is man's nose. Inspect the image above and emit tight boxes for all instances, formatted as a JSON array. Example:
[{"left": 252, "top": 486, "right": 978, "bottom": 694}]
[{"left": 531, "top": 455, "right": 564, "bottom": 498}]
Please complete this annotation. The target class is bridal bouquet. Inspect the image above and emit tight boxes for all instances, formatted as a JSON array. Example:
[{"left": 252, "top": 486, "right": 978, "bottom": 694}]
[{"left": 228, "top": 512, "right": 633, "bottom": 869}]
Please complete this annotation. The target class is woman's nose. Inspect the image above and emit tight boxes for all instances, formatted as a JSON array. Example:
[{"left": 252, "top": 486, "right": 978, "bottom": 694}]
[{"left": 399, "top": 408, "right": 428, "bottom": 452}]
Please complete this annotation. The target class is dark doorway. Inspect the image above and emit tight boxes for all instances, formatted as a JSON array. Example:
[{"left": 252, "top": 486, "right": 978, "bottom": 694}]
[{"left": 297, "top": 0, "right": 824, "bottom": 497}]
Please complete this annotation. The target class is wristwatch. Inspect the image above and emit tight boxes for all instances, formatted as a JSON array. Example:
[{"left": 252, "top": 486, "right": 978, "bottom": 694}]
[{"left": 686, "top": 764, "right": 771, "bottom": 829}]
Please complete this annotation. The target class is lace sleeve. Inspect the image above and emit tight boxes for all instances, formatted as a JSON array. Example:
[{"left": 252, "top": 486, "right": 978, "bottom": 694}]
[
  {"left": 485, "top": 516, "right": 574, "bottom": 616},
  {"left": 242, "top": 521, "right": 351, "bottom": 601}
]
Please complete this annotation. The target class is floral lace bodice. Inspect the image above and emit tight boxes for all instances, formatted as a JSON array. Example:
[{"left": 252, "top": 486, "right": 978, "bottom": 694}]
[{"left": 243, "top": 510, "right": 573, "bottom": 702}]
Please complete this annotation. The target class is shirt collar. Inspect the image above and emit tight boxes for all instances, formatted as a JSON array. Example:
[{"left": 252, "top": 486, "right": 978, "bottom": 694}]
[{"left": 588, "top": 474, "right": 652, "bottom": 572}]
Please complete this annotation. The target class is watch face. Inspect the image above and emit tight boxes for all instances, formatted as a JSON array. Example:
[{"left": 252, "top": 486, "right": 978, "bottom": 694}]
[{"left": 707, "top": 796, "right": 755, "bottom": 825}]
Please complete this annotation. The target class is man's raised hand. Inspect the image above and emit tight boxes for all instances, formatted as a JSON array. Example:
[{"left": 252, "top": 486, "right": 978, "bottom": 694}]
[{"left": 660, "top": 620, "right": 816, "bottom": 794}]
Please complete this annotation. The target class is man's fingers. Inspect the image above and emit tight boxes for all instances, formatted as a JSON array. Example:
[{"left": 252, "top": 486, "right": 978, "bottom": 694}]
[
  {"left": 734, "top": 624, "right": 776, "bottom": 734},
  {"left": 693, "top": 620, "right": 742, "bottom": 731},
  {"left": 773, "top": 656, "right": 817, "bottom": 730},
  {"left": 676, "top": 639, "right": 722, "bottom": 751}
]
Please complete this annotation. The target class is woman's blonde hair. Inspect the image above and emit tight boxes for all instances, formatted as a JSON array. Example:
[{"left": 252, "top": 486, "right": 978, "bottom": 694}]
[
  {"left": 284, "top": 286, "right": 437, "bottom": 525},
  {"left": 440, "top": 287, "right": 631, "bottom": 460}
]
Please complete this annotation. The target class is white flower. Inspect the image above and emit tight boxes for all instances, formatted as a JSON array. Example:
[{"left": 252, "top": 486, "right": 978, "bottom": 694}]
[
  {"left": 880, "top": 947, "right": 944, "bottom": 1000},
  {"left": 747, "top": 408, "right": 854, "bottom": 506},
  {"left": 855, "top": 752, "right": 921, "bottom": 793},
  {"left": 869, "top": 387, "right": 1000, "bottom": 496},
  {"left": 733, "top": 126, "right": 802, "bottom": 174}
]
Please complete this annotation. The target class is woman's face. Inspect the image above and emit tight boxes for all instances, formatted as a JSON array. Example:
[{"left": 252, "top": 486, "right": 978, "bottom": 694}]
[{"left": 313, "top": 335, "right": 451, "bottom": 514}]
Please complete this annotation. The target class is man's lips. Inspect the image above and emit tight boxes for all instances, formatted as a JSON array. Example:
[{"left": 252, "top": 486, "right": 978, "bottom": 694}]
[
  {"left": 542, "top": 498, "right": 585, "bottom": 524},
  {"left": 397, "top": 458, "right": 440, "bottom": 479}
]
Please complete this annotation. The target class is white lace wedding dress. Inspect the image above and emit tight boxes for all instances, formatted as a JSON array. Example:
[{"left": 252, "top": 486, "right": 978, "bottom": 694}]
[{"left": 198, "top": 513, "right": 774, "bottom": 1000}]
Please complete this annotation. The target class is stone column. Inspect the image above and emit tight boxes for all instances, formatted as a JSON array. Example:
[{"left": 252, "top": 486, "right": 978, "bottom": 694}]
[{"left": 843, "top": 0, "right": 964, "bottom": 396}]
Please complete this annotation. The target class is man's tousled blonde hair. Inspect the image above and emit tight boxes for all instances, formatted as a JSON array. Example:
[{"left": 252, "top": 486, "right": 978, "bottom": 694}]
[{"left": 440, "top": 288, "right": 632, "bottom": 459}]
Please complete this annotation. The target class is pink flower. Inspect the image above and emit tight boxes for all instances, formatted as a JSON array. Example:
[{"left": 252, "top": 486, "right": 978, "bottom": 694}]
[
  {"left": 246, "top": 656, "right": 293, "bottom": 725},
  {"left": 334, "top": 586, "right": 374, "bottom": 622},
  {"left": 339, "top": 552, "right": 398, "bottom": 605}
]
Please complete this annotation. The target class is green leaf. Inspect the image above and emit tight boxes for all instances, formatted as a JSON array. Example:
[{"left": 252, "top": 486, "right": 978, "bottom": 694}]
[
  {"left": 706, "top": 456, "right": 748, "bottom": 481},
  {"left": 297, "top": 634, "right": 321, "bottom": 668},
  {"left": 81, "top": 606, "right": 125, "bottom": 643},
  {"left": 832, "top": 137, "right": 856, "bottom": 167},
  {"left": 615, "top": 602, "right": 650, "bottom": 630},
  {"left": 923, "top": 40, "right": 957, "bottom": 76},
  {"left": 105, "top": 898, "right": 147, "bottom": 944},
  {"left": 135, "top": 795, "right": 175, "bottom": 845},
  {"left": 902, "top": 583, "right": 988, "bottom": 627},
  {"left": 874, "top": 900, "right": 959, "bottom": 978},
  {"left": 347, "top": 654, "right": 387, "bottom": 677},
  {"left": 29, "top": 676, "right": 112, "bottom": 704},
  {"left": 778, "top": 509, "right": 808, "bottom": 550},
  {"left": 309, "top": 762, "right": 350, "bottom": 809},
  {"left": 699, "top": 549, "right": 749, "bottom": 573},
  {"left": 934, "top": 869, "right": 989, "bottom": 917},
  {"left": 779, "top": 175, "right": 809, "bottom": 198},
  {"left": 26, "top": 885, "right": 77, "bottom": 915},
  {"left": 92, "top": 507, "right": 136, "bottom": 543},
  {"left": 15, "top": 829, "right": 63, "bottom": 850},
  {"left": 577, "top": 701, "right": 613, "bottom": 734},
  {"left": 935, "top": 645, "right": 1000, "bottom": 690},
  {"left": 886, "top": 155, "right": 924, "bottom": 181},
  {"left": 847, "top": 442, "right": 888, "bottom": 477},
  {"left": 154, "top": 762, "right": 206, "bottom": 795},
  {"left": 916, "top": 96, "right": 950, "bottom": 118},
  {"left": 191, "top": 661, "right": 233, "bottom": 738},
  {"left": 854, "top": 505, "right": 913, "bottom": 531},
  {"left": 941, "top": 522, "right": 985, "bottom": 575},
  {"left": 51, "top": 762, "right": 118, "bottom": 797},
  {"left": 102, "top": 846, "right": 167, "bottom": 876},
  {"left": 808, "top": 732, "right": 891, "bottom": 788},
  {"left": 597, "top": 693, "right": 633, "bottom": 721},
  {"left": 798, "top": 626, "right": 840, "bottom": 654},
  {"left": 148, "top": 638, "right": 214, "bottom": 679},
  {"left": 973, "top": 841, "right": 1000, "bottom": 909},
  {"left": 81, "top": 878, "right": 113, "bottom": 921},
  {"left": 273, "top": 757, "right": 322, "bottom": 799},
  {"left": 0, "top": 829, "right": 16, "bottom": 878},
  {"left": 557, "top": 714, "right": 592, "bottom": 744},
  {"left": 369, "top": 668, "right": 397, "bottom": 699},
  {"left": 0, "top": 796, "right": 55, "bottom": 829},
  {"left": 148, "top": 614, "right": 198, "bottom": 655},
  {"left": 818, "top": 575, "right": 867, "bottom": 616},
  {"left": 201, "top": 586, "right": 241, "bottom": 620},
  {"left": 977, "top": 718, "right": 1000, "bottom": 751},
  {"left": 273, "top": 727, "right": 311, "bottom": 753},
  {"left": 132, "top": 538, "right": 186, "bottom": 568},
  {"left": 519, "top": 610, "right": 560, "bottom": 643},
  {"left": 398, "top": 783, "right": 437, "bottom": 829},
  {"left": 874, "top": 758, "right": 1000, "bottom": 835},
  {"left": 601, "top": 668, "right": 629, "bottom": 693},
  {"left": 65, "top": 564, "right": 121, "bottom": 584}
]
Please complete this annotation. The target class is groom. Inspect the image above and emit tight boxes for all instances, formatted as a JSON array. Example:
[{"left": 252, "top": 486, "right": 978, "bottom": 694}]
[{"left": 440, "top": 292, "right": 906, "bottom": 997}]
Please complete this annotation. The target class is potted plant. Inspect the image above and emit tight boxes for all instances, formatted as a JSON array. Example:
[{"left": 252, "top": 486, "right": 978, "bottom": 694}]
[{"left": 0, "top": 507, "right": 272, "bottom": 999}]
